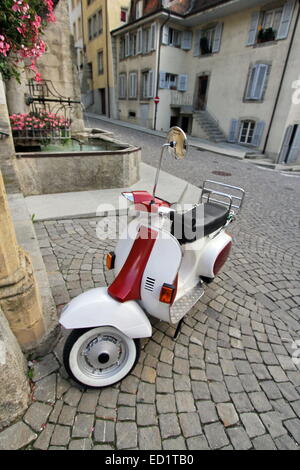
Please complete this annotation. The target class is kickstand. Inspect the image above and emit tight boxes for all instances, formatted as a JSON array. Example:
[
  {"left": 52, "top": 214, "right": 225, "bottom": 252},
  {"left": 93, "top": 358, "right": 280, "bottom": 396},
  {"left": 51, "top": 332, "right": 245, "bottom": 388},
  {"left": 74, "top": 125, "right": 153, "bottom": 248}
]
[{"left": 174, "top": 318, "right": 184, "bottom": 340}]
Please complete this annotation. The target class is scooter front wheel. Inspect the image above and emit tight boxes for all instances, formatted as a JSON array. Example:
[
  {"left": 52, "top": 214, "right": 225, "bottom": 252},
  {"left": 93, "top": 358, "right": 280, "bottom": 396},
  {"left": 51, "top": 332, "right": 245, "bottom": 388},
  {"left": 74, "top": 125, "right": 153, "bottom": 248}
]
[{"left": 63, "top": 326, "right": 140, "bottom": 388}]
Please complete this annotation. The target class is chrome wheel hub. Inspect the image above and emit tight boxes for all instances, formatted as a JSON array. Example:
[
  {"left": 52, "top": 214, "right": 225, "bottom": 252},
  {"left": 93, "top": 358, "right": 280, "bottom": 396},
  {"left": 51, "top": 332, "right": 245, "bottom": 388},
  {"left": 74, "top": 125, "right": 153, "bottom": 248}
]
[{"left": 82, "top": 334, "right": 122, "bottom": 371}]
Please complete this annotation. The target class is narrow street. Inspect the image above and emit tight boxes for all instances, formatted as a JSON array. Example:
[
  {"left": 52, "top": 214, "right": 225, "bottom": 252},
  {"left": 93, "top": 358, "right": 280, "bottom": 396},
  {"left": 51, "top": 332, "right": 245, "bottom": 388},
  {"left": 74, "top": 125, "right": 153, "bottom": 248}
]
[{"left": 6, "top": 117, "right": 299, "bottom": 451}]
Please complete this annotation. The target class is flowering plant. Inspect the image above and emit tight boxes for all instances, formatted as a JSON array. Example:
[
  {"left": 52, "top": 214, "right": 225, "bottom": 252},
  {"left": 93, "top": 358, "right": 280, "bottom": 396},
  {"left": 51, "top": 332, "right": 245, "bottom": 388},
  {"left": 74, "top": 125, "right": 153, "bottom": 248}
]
[
  {"left": 0, "top": 0, "right": 58, "bottom": 82},
  {"left": 10, "top": 111, "right": 70, "bottom": 134}
]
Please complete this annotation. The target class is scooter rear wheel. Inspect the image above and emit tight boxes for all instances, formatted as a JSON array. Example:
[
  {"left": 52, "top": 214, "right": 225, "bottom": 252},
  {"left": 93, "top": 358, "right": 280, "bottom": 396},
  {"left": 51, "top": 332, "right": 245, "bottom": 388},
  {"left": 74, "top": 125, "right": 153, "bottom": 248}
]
[{"left": 63, "top": 326, "right": 140, "bottom": 388}]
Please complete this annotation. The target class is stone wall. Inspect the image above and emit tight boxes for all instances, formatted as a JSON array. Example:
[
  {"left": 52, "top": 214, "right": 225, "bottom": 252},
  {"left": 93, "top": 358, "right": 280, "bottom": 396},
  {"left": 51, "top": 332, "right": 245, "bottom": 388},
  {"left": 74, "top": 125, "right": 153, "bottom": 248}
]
[
  {"left": 16, "top": 147, "right": 141, "bottom": 196},
  {"left": 0, "top": 306, "right": 29, "bottom": 430}
]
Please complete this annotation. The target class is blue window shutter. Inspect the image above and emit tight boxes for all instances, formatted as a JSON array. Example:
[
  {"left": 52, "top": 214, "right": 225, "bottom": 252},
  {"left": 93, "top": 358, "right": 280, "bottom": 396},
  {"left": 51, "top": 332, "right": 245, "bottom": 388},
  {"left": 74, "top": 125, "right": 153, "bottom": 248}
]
[
  {"left": 253, "top": 64, "right": 269, "bottom": 100},
  {"left": 228, "top": 119, "right": 239, "bottom": 143},
  {"left": 276, "top": 0, "right": 295, "bottom": 39},
  {"left": 252, "top": 121, "right": 265, "bottom": 147},
  {"left": 159, "top": 72, "right": 167, "bottom": 89},
  {"left": 178, "top": 74, "right": 188, "bottom": 92},
  {"left": 278, "top": 125, "right": 294, "bottom": 163},
  {"left": 212, "top": 22, "right": 223, "bottom": 53},
  {"left": 246, "top": 11, "right": 260, "bottom": 45},
  {"left": 181, "top": 31, "right": 192, "bottom": 50},
  {"left": 151, "top": 23, "right": 157, "bottom": 51},
  {"left": 162, "top": 25, "right": 169, "bottom": 45}
]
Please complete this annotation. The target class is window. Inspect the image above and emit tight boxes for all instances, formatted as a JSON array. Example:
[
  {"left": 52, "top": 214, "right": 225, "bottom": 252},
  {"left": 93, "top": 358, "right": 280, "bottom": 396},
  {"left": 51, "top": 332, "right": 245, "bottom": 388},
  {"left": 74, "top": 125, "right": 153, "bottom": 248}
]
[
  {"left": 193, "top": 23, "right": 223, "bottom": 56},
  {"left": 129, "top": 72, "right": 138, "bottom": 99},
  {"left": 130, "top": 33, "right": 137, "bottom": 56},
  {"left": 159, "top": 72, "right": 188, "bottom": 91},
  {"left": 121, "top": 8, "right": 127, "bottom": 23},
  {"left": 136, "top": 0, "right": 143, "bottom": 19},
  {"left": 120, "top": 37, "right": 125, "bottom": 59},
  {"left": 245, "top": 63, "right": 269, "bottom": 100},
  {"left": 119, "top": 74, "right": 127, "bottom": 99},
  {"left": 239, "top": 120, "right": 256, "bottom": 144},
  {"left": 97, "top": 51, "right": 104, "bottom": 75},
  {"left": 88, "top": 10, "right": 102, "bottom": 41},
  {"left": 142, "top": 28, "right": 151, "bottom": 54},
  {"left": 247, "top": 1, "right": 295, "bottom": 45},
  {"left": 162, "top": 26, "right": 182, "bottom": 46},
  {"left": 141, "top": 70, "right": 154, "bottom": 99}
]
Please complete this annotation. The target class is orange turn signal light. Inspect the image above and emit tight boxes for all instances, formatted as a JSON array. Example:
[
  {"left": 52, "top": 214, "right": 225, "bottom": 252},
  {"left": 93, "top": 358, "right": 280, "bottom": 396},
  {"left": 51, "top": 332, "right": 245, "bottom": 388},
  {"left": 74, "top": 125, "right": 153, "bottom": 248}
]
[
  {"left": 159, "top": 283, "right": 175, "bottom": 304},
  {"left": 106, "top": 252, "right": 115, "bottom": 270}
]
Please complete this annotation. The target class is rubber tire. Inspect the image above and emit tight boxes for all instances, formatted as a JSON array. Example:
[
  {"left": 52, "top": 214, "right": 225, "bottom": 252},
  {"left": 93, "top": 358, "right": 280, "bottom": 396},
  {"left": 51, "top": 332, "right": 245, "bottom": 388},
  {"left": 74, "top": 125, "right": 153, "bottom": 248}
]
[{"left": 63, "top": 327, "right": 140, "bottom": 389}]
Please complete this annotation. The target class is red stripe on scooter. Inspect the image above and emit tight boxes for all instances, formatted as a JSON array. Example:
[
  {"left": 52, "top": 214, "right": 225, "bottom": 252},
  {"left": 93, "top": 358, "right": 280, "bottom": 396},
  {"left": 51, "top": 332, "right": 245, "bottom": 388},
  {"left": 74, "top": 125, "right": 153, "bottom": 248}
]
[{"left": 108, "top": 226, "right": 158, "bottom": 303}]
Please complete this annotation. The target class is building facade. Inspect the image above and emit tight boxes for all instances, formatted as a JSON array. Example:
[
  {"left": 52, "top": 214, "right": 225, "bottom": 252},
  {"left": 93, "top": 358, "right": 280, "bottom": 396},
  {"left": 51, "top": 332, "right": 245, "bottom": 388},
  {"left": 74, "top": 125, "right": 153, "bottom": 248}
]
[
  {"left": 81, "top": 0, "right": 131, "bottom": 117},
  {"left": 112, "top": 0, "right": 300, "bottom": 164},
  {"left": 68, "top": 0, "right": 84, "bottom": 85}
]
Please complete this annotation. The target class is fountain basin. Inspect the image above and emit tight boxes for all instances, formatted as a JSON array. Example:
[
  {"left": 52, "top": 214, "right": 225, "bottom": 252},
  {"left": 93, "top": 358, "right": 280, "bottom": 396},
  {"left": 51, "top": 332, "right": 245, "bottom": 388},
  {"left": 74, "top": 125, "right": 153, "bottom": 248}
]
[{"left": 15, "top": 134, "right": 141, "bottom": 196}]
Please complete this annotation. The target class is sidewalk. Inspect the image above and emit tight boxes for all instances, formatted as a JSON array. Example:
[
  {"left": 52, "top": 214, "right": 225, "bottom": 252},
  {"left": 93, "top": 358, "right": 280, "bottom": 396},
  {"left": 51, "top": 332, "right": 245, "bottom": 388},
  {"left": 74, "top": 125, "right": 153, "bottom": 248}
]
[
  {"left": 85, "top": 113, "right": 254, "bottom": 160},
  {"left": 24, "top": 163, "right": 201, "bottom": 221}
]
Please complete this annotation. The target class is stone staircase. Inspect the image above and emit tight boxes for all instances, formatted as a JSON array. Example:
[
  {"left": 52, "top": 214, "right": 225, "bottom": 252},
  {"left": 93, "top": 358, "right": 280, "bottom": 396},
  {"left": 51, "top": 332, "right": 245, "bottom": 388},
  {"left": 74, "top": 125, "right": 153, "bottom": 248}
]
[{"left": 193, "top": 110, "right": 226, "bottom": 143}]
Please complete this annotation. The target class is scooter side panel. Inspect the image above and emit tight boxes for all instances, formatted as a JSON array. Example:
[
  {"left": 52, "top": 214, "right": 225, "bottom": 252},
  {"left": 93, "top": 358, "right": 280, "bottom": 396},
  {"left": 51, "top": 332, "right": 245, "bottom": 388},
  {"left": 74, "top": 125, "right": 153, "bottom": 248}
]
[
  {"left": 59, "top": 287, "right": 152, "bottom": 338},
  {"left": 198, "top": 231, "right": 232, "bottom": 279},
  {"left": 140, "top": 230, "right": 182, "bottom": 322}
]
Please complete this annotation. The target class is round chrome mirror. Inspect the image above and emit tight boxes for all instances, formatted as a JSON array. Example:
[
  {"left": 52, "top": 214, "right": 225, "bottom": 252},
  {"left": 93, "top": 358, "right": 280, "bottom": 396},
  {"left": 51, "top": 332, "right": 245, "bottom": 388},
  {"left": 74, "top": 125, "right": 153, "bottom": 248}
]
[{"left": 167, "top": 126, "right": 188, "bottom": 160}]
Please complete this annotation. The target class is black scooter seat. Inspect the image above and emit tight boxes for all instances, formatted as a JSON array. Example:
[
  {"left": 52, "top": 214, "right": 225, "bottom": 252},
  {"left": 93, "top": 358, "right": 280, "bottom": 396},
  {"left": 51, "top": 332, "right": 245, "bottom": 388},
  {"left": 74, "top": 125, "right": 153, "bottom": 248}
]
[{"left": 170, "top": 202, "right": 229, "bottom": 244}]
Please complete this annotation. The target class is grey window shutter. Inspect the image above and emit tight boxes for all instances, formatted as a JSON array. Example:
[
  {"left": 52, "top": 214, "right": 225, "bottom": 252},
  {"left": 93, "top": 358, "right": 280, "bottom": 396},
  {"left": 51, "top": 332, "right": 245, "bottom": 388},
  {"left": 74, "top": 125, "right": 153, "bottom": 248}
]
[
  {"left": 159, "top": 72, "right": 167, "bottom": 89},
  {"left": 178, "top": 74, "right": 188, "bottom": 91},
  {"left": 276, "top": 0, "right": 295, "bottom": 39},
  {"left": 181, "top": 31, "right": 192, "bottom": 50},
  {"left": 287, "top": 125, "right": 300, "bottom": 163},
  {"left": 193, "top": 30, "right": 201, "bottom": 56},
  {"left": 137, "top": 28, "right": 143, "bottom": 54},
  {"left": 228, "top": 119, "right": 239, "bottom": 143},
  {"left": 162, "top": 25, "right": 169, "bottom": 45},
  {"left": 125, "top": 33, "right": 130, "bottom": 57},
  {"left": 252, "top": 120, "right": 265, "bottom": 147},
  {"left": 278, "top": 125, "right": 294, "bottom": 163},
  {"left": 246, "top": 65, "right": 257, "bottom": 99},
  {"left": 212, "top": 22, "right": 223, "bottom": 53},
  {"left": 253, "top": 64, "right": 269, "bottom": 100},
  {"left": 246, "top": 11, "right": 260, "bottom": 45},
  {"left": 151, "top": 23, "right": 157, "bottom": 51},
  {"left": 148, "top": 70, "right": 154, "bottom": 98}
]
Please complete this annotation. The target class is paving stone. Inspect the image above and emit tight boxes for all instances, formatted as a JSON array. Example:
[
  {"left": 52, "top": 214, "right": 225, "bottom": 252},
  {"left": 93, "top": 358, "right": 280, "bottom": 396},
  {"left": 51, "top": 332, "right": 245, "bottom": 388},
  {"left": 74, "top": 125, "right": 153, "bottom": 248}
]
[
  {"left": 162, "top": 436, "right": 186, "bottom": 450},
  {"left": 209, "top": 382, "right": 230, "bottom": 403},
  {"left": 78, "top": 390, "right": 99, "bottom": 413},
  {"left": 227, "top": 427, "right": 252, "bottom": 450},
  {"left": 260, "top": 381, "right": 282, "bottom": 400},
  {"left": 99, "top": 388, "right": 119, "bottom": 408},
  {"left": 187, "top": 435, "right": 210, "bottom": 450},
  {"left": 32, "top": 354, "right": 60, "bottom": 382},
  {"left": 156, "top": 394, "right": 176, "bottom": 414},
  {"left": 72, "top": 413, "right": 94, "bottom": 438},
  {"left": 206, "top": 364, "right": 223, "bottom": 381},
  {"left": 58, "top": 405, "right": 77, "bottom": 426},
  {"left": 156, "top": 377, "right": 174, "bottom": 393},
  {"left": 137, "top": 382, "right": 156, "bottom": 403},
  {"left": 94, "top": 419, "right": 115, "bottom": 443},
  {"left": 277, "top": 382, "right": 300, "bottom": 402},
  {"left": 69, "top": 439, "right": 93, "bottom": 450},
  {"left": 260, "top": 412, "right": 287, "bottom": 439},
  {"left": 192, "top": 381, "right": 210, "bottom": 400},
  {"left": 95, "top": 406, "right": 117, "bottom": 421},
  {"left": 33, "top": 423, "right": 55, "bottom": 450},
  {"left": 175, "top": 391, "right": 196, "bottom": 412},
  {"left": 271, "top": 399, "right": 296, "bottom": 420},
  {"left": 159, "top": 413, "right": 181, "bottom": 439},
  {"left": 239, "top": 373, "right": 260, "bottom": 393},
  {"left": 284, "top": 419, "right": 300, "bottom": 444},
  {"left": 63, "top": 387, "right": 82, "bottom": 407},
  {"left": 217, "top": 403, "right": 239, "bottom": 427},
  {"left": 224, "top": 376, "right": 244, "bottom": 393},
  {"left": 0, "top": 422, "right": 37, "bottom": 450},
  {"left": 116, "top": 422, "right": 137, "bottom": 449},
  {"left": 139, "top": 426, "right": 162, "bottom": 450},
  {"left": 179, "top": 412, "right": 202, "bottom": 438},
  {"left": 51, "top": 425, "right": 71, "bottom": 447},
  {"left": 137, "top": 404, "right": 158, "bottom": 426},
  {"left": 141, "top": 365, "right": 156, "bottom": 383},
  {"left": 204, "top": 422, "right": 229, "bottom": 449},
  {"left": 118, "top": 406, "right": 136, "bottom": 421},
  {"left": 249, "top": 392, "right": 273, "bottom": 413},
  {"left": 33, "top": 374, "right": 57, "bottom": 404},
  {"left": 275, "top": 434, "right": 299, "bottom": 450},
  {"left": 24, "top": 402, "right": 52, "bottom": 432},
  {"left": 268, "top": 366, "right": 289, "bottom": 383},
  {"left": 252, "top": 434, "right": 277, "bottom": 450},
  {"left": 231, "top": 393, "right": 254, "bottom": 413},
  {"left": 240, "top": 413, "right": 266, "bottom": 438}
]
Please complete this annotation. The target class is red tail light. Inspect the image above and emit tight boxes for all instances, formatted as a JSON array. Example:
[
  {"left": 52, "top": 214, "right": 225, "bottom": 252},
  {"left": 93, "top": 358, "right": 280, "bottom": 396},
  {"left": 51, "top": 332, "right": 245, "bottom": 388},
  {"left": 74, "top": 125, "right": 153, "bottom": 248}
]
[
  {"left": 213, "top": 242, "right": 232, "bottom": 275},
  {"left": 160, "top": 284, "right": 176, "bottom": 304}
]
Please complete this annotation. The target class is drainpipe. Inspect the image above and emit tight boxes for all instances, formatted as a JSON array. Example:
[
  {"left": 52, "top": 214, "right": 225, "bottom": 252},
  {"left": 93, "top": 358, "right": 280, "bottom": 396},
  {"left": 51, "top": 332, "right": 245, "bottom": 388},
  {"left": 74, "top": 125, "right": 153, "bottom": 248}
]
[
  {"left": 153, "top": 11, "right": 171, "bottom": 131},
  {"left": 263, "top": 0, "right": 300, "bottom": 157},
  {"left": 105, "top": 0, "right": 111, "bottom": 118}
]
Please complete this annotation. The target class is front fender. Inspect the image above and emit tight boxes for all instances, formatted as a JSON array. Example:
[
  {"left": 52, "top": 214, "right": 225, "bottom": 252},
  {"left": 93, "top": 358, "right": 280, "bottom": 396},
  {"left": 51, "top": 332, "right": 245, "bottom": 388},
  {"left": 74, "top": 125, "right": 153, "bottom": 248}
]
[{"left": 59, "top": 287, "right": 152, "bottom": 339}]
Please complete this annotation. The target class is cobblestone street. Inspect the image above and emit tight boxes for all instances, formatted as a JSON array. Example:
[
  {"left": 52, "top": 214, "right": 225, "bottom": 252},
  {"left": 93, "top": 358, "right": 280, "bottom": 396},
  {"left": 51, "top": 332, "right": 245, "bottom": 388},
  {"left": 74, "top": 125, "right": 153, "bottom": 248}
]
[{"left": 1, "top": 120, "right": 300, "bottom": 450}]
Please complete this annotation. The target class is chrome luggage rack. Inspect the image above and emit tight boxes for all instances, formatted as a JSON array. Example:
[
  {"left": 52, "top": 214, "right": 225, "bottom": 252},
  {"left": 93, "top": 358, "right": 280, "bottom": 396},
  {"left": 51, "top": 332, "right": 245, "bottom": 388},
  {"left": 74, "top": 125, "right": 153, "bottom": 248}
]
[{"left": 199, "top": 180, "right": 245, "bottom": 213}]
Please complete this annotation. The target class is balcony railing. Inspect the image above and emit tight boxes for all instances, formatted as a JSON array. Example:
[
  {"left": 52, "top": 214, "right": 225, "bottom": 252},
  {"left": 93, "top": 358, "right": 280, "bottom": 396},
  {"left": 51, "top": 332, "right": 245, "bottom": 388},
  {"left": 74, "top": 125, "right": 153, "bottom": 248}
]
[{"left": 171, "top": 91, "right": 193, "bottom": 107}]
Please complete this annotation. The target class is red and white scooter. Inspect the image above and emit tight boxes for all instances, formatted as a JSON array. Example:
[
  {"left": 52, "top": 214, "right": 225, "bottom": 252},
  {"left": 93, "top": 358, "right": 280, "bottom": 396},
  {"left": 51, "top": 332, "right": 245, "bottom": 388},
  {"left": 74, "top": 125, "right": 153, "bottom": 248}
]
[{"left": 60, "top": 127, "right": 245, "bottom": 388}]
